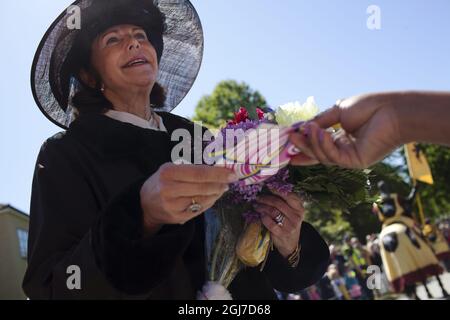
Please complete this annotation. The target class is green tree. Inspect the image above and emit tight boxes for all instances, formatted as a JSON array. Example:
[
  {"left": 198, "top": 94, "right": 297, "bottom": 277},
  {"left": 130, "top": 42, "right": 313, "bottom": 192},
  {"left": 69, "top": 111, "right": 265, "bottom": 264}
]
[
  {"left": 306, "top": 206, "right": 353, "bottom": 244},
  {"left": 192, "top": 80, "right": 267, "bottom": 129},
  {"left": 345, "top": 203, "right": 381, "bottom": 242},
  {"left": 416, "top": 144, "right": 450, "bottom": 219}
]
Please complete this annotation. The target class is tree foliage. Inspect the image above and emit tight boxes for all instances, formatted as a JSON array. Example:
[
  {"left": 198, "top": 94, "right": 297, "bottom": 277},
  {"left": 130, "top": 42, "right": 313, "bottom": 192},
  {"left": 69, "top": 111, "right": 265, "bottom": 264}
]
[
  {"left": 192, "top": 80, "right": 267, "bottom": 129},
  {"left": 415, "top": 144, "right": 450, "bottom": 218}
]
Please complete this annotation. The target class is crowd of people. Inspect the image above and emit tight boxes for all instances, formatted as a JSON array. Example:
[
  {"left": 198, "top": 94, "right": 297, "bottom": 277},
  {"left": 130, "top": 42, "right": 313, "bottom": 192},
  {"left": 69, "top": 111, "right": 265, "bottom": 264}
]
[
  {"left": 276, "top": 233, "right": 388, "bottom": 300},
  {"left": 436, "top": 217, "right": 450, "bottom": 244},
  {"left": 424, "top": 217, "right": 450, "bottom": 271},
  {"left": 277, "top": 218, "right": 450, "bottom": 300}
]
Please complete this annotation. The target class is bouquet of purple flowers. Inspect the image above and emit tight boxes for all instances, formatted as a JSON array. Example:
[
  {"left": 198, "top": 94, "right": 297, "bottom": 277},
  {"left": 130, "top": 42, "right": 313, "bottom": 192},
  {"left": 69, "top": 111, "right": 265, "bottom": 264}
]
[{"left": 198, "top": 99, "right": 370, "bottom": 300}]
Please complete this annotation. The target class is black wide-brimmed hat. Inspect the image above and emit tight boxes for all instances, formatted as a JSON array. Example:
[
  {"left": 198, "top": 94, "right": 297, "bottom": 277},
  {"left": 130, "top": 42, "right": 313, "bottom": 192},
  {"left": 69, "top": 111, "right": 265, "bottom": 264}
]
[{"left": 31, "top": 0, "right": 204, "bottom": 129}]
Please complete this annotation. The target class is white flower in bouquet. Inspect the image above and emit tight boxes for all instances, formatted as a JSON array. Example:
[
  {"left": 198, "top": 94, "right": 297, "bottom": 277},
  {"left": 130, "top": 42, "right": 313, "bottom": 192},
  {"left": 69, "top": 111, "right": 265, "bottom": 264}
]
[{"left": 275, "top": 96, "right": 319, "bottom": 126}]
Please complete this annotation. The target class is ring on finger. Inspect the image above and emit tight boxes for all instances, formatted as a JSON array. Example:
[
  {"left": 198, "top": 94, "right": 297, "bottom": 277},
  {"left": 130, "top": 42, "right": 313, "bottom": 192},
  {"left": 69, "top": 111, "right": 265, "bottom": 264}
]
[
  {"left": 187, "top": 198, "right": 202, "bottom": 214},
  {"left": 274, "top": 211, "right": 285, "bottom": 227}
]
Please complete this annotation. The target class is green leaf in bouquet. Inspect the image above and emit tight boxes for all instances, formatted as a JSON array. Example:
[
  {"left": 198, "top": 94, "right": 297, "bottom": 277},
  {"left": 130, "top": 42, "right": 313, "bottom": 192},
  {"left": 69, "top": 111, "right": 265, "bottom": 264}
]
[
  {"left": 289, "top": 164, "right": 370, "bottom": 211},
  {"left": 246, "top": 104, "right": 259, "bottom": 121},
  {"left": 326, "top": 183, "right": 340, "bottom": 194}
]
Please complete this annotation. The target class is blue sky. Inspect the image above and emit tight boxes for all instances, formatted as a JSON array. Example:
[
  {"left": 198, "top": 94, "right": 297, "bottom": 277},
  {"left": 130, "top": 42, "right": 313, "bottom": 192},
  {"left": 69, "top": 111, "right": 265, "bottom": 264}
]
[{"left": 1, "top": 0, "right": 450, "bottom": 213}]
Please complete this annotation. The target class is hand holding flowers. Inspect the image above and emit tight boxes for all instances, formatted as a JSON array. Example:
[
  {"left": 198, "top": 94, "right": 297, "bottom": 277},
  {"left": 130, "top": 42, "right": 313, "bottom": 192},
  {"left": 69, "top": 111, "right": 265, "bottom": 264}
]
[{"left": 254, "top": 190, "right": 304, "bottom": 259}]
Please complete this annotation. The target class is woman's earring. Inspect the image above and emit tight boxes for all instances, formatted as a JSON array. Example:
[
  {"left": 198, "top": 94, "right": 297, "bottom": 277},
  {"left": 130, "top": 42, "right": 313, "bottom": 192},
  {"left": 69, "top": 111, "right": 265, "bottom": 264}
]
[{"left": 100, "top": 84, "right": 105, "bottom": 93}]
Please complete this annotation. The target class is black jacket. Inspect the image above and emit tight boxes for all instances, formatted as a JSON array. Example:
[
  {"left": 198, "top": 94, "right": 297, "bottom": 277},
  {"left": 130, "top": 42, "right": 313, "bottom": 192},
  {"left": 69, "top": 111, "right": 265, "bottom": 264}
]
[{"left": 23, "top": 112, "right": 329, "bottom": 299}]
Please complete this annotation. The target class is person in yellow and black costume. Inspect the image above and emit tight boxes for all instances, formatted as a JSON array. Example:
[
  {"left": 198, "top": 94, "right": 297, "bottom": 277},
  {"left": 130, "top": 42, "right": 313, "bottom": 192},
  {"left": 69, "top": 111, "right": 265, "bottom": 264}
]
[
  {"left": 373, "top": 181, "right": 449, "bottom": 300},
  {"left": 423, "top": 218, "right": 450, "bottom": 271}
]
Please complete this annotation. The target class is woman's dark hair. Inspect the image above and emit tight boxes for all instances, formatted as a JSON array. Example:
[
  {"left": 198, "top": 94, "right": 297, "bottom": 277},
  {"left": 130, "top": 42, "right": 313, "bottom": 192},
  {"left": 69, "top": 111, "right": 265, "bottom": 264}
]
[{"left": 71, "top": 79, "right": 167, "bottom": 117}]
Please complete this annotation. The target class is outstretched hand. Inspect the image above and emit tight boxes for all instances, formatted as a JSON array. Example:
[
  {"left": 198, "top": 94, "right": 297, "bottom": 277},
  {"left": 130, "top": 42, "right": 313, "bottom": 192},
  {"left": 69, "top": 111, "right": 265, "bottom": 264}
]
[{"left": 289, "top": 93, "right": 403, "bottom": 169}]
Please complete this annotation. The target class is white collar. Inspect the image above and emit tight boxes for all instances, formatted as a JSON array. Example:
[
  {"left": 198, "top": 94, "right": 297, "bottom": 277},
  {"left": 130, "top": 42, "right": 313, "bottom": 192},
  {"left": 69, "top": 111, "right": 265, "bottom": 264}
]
[{"left": 104, "top": 109, "right": 167, "bottom": 132}]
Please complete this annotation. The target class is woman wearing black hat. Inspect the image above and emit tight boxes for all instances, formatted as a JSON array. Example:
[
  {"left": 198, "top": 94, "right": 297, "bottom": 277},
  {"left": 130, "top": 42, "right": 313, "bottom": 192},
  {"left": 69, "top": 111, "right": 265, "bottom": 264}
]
[{"left": 24, "top": 0, "right": 329, "bottom": 299}]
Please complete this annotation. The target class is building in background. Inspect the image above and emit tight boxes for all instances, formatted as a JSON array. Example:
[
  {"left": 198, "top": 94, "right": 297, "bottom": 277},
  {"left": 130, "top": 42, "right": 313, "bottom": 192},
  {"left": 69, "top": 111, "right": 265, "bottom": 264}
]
[{"left": 0, "top": 204, "right": 29, "bottom": 299}]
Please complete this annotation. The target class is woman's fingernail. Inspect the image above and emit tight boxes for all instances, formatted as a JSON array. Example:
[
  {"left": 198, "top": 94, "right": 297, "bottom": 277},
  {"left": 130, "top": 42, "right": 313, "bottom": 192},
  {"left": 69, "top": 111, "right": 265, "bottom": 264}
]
[{"left": 293, "top": 122, "right": 304, "bottom": 132}]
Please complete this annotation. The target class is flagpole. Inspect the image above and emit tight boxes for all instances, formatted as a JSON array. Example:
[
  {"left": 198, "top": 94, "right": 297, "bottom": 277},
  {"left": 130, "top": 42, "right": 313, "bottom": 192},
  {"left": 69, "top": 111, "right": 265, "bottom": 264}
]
[
  {"left": 412, "top": 178, "right": 426, "bottom": 225},
  {"left": 416, "top": 195, "right": 426, "bottom": 225}
]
